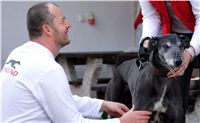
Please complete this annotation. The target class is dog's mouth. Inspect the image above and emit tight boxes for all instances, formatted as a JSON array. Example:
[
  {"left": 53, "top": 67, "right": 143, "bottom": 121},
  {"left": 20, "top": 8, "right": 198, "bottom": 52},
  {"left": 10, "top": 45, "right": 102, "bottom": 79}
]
[
  {"left": 152, "top": 52, "right": 172, "bottom": 72},
  {"left": 165, "top": 58, "right": 182, "bottom": 71},
  {"left": 158, "top": 48, "right": 183, "bottom": 72}
]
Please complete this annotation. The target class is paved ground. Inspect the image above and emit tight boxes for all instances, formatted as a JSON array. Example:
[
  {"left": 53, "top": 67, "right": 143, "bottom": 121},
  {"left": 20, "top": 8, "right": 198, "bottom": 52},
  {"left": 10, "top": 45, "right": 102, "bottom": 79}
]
[{"left": 186, "top": 95, "right": 200, "bottom": 123}]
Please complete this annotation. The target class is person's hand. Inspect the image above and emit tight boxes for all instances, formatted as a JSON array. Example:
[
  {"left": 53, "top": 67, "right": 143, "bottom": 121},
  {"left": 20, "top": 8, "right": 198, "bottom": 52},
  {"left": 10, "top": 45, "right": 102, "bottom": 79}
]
[
  {"left": 119, "top": 108, "right": 151, "bottom": 123},
  {"left": 100, "top": 101, "right": 129, "bottom": 117},
  {"left": 142, "top": 39, "right": 149, "bottom": 48},
  {"left": 167, "top": 50, "right": 191, "bottom": 78}
]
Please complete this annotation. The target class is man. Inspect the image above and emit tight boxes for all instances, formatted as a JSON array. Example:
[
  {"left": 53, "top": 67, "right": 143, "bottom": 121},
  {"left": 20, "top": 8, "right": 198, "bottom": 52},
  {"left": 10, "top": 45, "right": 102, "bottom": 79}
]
[
  {"left": 1, "top": 2, "right": 151, "bottom": 123},
  {"left": 138, "top": 0, "right": 200, "bottom": 122}
]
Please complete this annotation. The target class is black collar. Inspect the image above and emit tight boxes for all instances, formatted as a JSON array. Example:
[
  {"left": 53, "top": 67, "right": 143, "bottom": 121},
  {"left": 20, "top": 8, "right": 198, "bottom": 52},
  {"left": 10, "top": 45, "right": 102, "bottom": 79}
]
[{"left": 150, "top": 63, "right": 169, "bottom": 77}]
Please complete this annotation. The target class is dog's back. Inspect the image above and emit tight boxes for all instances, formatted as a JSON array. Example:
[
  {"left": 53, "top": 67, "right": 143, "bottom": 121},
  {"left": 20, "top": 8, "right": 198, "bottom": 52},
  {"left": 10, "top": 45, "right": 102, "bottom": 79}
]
[{"left": 105, "top": 59, "right": 138, "bottom": 108}]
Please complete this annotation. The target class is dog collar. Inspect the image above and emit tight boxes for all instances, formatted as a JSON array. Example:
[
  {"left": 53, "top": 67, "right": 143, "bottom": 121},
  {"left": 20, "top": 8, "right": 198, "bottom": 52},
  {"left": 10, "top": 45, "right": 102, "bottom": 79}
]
[{"left": 150, "top": 63, "right": 169, "bottom": 77}]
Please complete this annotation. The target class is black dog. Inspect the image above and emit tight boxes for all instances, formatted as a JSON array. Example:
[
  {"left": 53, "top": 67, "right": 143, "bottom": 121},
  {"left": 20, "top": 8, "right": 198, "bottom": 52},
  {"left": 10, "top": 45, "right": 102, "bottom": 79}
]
[{"left": 105, "top": 34, "right": 190, "bottom": 123}]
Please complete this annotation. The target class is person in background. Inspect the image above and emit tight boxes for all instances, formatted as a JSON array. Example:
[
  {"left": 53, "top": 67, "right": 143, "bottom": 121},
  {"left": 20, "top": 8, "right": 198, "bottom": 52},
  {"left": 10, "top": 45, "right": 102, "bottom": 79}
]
[
  {"left": 1, "top": 2, "right": 151, "bottom": 123},
  {"left": 137, "top": 1, "right": 200, "bottom": 122}
]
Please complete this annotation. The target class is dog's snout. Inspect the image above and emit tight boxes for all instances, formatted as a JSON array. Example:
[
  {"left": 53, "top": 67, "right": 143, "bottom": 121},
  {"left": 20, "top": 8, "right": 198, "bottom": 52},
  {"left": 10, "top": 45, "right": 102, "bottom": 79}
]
[{"left": 175, "top": 60, "right": 182, "bottom": 66}]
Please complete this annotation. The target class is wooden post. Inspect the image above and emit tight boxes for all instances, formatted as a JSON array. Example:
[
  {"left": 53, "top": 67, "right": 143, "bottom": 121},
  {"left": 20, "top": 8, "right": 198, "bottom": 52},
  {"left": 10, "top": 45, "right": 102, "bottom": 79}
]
[
  {"left": 82, "top": 58, "right": 103, "bottom": 97},
  {"left": 57, "top": 56, "right": 78, "bottom": 83}
]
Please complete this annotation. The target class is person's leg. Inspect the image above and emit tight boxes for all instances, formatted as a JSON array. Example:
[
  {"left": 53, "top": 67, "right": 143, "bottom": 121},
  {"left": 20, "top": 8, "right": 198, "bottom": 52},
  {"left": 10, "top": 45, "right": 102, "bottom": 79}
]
[
  {"left": 177, "top": 62, "right": 193, "bottom": 123},
  {"left": 175, "top": 33, "right": 194, "bottom": 123},
  {"left": 178, "top": 54, "right": 200, "bottom": 123},
  {"left": 182, "top": 63, "right": 194, "bottom": 111}
]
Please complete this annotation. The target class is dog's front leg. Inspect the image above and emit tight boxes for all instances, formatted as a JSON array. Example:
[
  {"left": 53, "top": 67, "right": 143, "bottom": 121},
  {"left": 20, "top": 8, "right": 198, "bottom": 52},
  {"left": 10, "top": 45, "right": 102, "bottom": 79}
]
[{"left": 132, "top": 65, "right": 156, "bottom": 111}]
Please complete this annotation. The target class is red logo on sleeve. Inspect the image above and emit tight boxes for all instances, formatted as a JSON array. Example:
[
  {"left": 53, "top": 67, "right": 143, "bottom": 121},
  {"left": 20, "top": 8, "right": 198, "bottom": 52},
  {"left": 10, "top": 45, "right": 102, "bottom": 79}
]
[{"left": 1, "top": 59, "right": 20, "bottom": 76}]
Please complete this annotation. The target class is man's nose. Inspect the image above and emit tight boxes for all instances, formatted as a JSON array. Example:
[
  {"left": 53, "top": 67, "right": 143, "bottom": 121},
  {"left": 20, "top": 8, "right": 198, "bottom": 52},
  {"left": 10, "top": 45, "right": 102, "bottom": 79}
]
[{"left": 65, "top": 20, "right": 71, "bottom": 28}]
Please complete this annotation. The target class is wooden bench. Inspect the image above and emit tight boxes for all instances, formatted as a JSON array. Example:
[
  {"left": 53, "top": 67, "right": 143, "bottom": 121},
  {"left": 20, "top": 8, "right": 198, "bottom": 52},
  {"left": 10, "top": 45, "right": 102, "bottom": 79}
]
[{"left": 56, "top": 51, "right": 138, "bottom": 97}]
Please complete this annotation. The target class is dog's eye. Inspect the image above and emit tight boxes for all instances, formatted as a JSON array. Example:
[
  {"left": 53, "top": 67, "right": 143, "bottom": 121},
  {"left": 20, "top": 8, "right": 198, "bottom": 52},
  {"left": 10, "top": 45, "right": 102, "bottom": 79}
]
[{"left": 163, "top": 42, "right": 171, "bottom": 49}]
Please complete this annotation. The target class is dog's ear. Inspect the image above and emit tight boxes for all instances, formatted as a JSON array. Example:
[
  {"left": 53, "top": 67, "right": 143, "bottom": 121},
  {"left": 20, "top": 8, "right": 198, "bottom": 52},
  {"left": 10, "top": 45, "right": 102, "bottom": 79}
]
[
  {"left": 179, "top": 35, "right": 190, "bottom": 48},
  {"left": 148, "top": 37, "right": 159, "bottom": 52}
]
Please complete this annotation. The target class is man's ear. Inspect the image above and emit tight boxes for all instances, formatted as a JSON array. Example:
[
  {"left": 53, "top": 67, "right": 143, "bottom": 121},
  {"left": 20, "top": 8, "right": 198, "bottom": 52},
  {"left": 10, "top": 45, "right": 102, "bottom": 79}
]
[
  {"left": 179, "top": 35, "right": 190, "bottom": 48},
  {"left": 42, "top": 24, "right": 53, "bottom": 36}
]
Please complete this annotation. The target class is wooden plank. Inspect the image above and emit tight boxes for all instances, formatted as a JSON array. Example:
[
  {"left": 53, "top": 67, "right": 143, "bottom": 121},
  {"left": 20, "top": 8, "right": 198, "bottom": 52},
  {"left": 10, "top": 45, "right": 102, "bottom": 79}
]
[{"left": 56, "top": 51, "right": 138, "bottom": 65}]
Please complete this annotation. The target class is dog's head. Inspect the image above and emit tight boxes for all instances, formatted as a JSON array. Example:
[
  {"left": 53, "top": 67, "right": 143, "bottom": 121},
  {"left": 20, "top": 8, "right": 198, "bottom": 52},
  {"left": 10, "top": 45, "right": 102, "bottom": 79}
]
[{"left": 146, "top": 34, "right": 190, "bottom": 70}]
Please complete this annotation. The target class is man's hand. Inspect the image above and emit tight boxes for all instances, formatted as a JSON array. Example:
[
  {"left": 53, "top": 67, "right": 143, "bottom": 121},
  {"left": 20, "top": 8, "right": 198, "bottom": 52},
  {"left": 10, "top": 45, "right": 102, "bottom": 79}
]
[
  {"left": 100, "top": 101, "right": 129, "bottom": 117},
  {"left": 119, "top": 109, "right": 151, "bottom": 123},
  {"left": 167, "top": 50, "right": 191, "bottom": 78}
]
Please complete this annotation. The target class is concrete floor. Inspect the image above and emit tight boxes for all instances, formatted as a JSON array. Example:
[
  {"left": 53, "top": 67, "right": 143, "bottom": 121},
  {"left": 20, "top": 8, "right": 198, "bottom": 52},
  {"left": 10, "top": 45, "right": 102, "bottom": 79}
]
[{"left": 186, "top": 95, "right": 200, "bottom": 123}]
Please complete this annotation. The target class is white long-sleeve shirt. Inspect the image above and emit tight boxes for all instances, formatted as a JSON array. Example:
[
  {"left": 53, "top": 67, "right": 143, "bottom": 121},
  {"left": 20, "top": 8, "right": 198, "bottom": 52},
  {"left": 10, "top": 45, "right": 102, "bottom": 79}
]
[
  {"left": 1, "top": 41, "right": 120, "bottom": 123},
  {"left": 139, "top": 0, "right": 200, "bottom": 56}
]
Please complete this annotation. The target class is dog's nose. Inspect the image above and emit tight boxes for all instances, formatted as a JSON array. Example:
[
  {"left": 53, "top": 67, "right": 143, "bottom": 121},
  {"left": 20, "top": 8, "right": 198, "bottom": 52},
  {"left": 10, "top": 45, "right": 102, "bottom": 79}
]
[{"left": 175, "top": 60, "right": 182, "bottom": 66}]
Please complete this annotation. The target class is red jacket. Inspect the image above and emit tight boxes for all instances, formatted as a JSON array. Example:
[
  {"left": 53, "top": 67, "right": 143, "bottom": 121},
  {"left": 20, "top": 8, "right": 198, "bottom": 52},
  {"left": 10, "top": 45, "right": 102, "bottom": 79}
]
[{"left": 134, "top": 1, "right": 195, "bottom": 34}]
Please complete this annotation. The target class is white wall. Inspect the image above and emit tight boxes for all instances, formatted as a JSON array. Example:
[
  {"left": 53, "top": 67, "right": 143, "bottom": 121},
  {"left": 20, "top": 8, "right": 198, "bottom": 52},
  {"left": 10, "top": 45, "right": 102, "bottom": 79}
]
[
  {"left": 1, "top": 1, "right": 138, "bottom": 67},
  {"left": 0, "top": 1, "right": 2, "bottom": 69}
]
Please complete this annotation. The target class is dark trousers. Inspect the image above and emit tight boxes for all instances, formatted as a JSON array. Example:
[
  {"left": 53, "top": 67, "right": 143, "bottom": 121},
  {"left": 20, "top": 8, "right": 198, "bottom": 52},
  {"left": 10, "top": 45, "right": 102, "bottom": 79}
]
[
  {"left": 176, "top": 33, "right": 198, "bottom": 123},
  {"left": 178, "top": 55, "right": 200, "bottom": 123},
  {"left": 178, "top": 61, "right": 193, "bottom": 123}
]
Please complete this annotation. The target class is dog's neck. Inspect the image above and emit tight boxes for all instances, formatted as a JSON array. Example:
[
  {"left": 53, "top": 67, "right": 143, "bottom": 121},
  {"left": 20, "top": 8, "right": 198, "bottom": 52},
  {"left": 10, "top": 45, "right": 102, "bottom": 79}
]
[
  {"left": 150, "top": 53, "right": 169, "bottom": 77},
  {"left": 150, "top": 63, "right": 169, "bottom": 77}
]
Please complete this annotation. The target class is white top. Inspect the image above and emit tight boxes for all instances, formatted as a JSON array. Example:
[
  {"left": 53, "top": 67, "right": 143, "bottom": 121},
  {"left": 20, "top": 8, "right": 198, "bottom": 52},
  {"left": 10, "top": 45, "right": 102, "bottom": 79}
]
[
  {"left": 0, "top": 41, "right": 120, "bottom": 123},
  {"left": 139, "top": 0, "right": 200, "bottom": 56}
]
